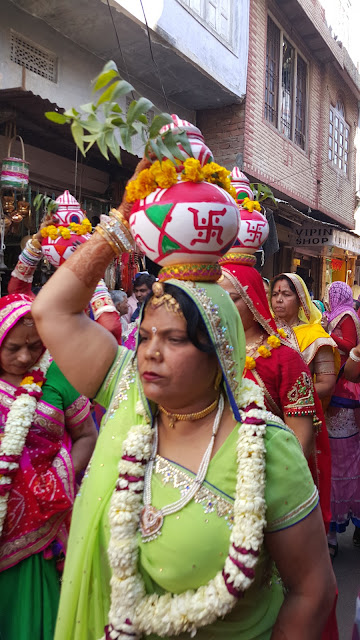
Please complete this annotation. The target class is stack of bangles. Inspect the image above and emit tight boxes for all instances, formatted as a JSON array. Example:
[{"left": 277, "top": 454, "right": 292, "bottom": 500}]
[
  {"left": 95, "top": 209, "right": 134, "bottom": 255},
  {"left": 349, "top": 347, "right": 360, "bottom": 363}
]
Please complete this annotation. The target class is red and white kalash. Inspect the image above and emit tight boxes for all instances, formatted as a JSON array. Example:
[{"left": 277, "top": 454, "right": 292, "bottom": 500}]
[
  {"left": 41, "top": 190, "right": 92, "bottom": 268},
  {"left": 129, "top": 115, "right": 240, "bottom": 273},
  {"left": 230, "top": 167, "right": 269, "bottom": 255}
]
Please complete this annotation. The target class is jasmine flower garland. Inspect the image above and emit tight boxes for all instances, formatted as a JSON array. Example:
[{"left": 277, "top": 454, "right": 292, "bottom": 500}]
[
  {"left": 0, "top": 351, "right": 51, "bottom": 538},
  {"left": 103, "top": 377, "right": 268, "bottom": 640}
]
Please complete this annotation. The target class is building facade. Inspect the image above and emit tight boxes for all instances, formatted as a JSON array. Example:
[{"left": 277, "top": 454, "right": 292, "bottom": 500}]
[
  {"left": 0, "top": 0, "right": 250, "bottom": 280},
  {"left": 198, "top": 0, "right": 360, "bottom": 296}
]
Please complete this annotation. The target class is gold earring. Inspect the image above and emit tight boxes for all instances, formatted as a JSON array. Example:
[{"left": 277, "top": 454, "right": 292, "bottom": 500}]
[{"left": 214, "top": 368, "right": 222, "bottom": 391}]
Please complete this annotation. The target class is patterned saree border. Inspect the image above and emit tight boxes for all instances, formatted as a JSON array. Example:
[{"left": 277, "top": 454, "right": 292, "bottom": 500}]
[
  {"left": 301, "top": 337, "right": 337, "bottom": 367},
  {"left": 0, "top": 446, "right": 74, "bottom": 571},
  {"left": 266, "top": 486, "right": 319, "bottom": 532},
  {"left": 221, "top": 268, "right": 276, "bottom": 338},
  {"left": 181, "top": 282, "right": 239, "bottom": 400},
  {"left": 155, "top": 455, "right": 234, "bottom": 527},
  {"left": 65, "top": 396, "right": 91, "bottom": 428}
]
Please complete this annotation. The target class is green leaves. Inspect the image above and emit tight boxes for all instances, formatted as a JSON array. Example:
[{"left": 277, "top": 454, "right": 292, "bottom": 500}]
[
  {"left": 250, "top": 182, "right": 276, "bottom": 205},
  {"left": 44, "top": 60, "right": 194, "bottom": 165},
  {"left": 44, "top": 111, "right": 69, "bottom": 124},
  {"left": 126, "top": 97, "right": 153, "bottom": 124},
  {"left": 33, "top": 194, "right": 58, "bottom": 214}
]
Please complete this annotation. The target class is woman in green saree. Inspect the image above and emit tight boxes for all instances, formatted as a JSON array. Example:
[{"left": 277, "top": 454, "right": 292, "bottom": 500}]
[{"left": 32, "top": 221, "right": 336, "bottom": 639}]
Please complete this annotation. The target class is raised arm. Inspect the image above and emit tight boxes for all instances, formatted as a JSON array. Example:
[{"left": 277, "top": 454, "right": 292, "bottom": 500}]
[{"left": 32, "top": 232, "right": 118, "bottom": 398}]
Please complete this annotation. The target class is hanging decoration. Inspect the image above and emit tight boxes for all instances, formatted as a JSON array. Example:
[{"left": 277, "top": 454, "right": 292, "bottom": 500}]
[
  {"left": 331, "top": 258, "right": 343, "bottom": 272},
  {"left": 0, "top": 136, "right": 29, "bottom": 190}
]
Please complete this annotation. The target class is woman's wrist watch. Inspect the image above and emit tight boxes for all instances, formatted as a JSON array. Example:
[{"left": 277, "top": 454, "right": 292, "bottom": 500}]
[{"left": 349, "top": 347, "right": 360, "bottom": 363}]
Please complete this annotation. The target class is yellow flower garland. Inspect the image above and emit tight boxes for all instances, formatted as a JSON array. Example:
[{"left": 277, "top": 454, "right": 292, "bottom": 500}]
[
  {"left": 125, "top": 158, "right": 238, "bottom": 203},
  {"left": 242, "top": 197, "right": 262, "bottom": 213},
  {"left": 40, "top": 218, "right": 92, "bottom": 240},
  {"left": 244, "top": 334, "right": 282, "bottom": 370}
]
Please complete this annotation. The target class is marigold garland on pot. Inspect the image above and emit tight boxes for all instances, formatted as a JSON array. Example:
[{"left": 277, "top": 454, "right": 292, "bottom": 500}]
[
  {"left": 40, "top": 218, "right": 92, "bottom": 240},
  {"left": 125, "top": 158, "right": 237, "bottom": 203}
]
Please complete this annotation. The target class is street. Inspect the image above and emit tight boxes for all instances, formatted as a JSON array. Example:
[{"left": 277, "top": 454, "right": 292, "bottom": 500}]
[{"left": 334, "top": 524, "right": 360, "bottom": 638}]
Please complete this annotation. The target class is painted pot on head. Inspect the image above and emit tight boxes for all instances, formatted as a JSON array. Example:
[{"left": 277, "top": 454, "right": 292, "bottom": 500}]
[
  {"left": 229, "top": 167, "right": 269, "bottom": 255},
  {"left": 233, "top": 206, "right": 269, "bottom": 254},
  {"left": 129, "top": 179, "right": 240, "bottom": 267},
  {"left": 41, "top": 190, "right": 92, "bottom": 268},
  {"left": 159, "top": 114, "right": 213, "bottom": 167},
  {"left": 230, "top": 167, "right": 254, "bottom": 205}
]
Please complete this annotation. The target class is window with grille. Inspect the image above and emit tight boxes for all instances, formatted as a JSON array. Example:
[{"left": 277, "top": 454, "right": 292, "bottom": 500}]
[
  {"left": 328, "top": 100, "right": 349, "bottom": 174},
  {"left": 10, "top": 31, "right": 57, "bottom": 83},
  {"left": 178, "top": 0, "right": 232, "bottom": 46},
  {"left": 265, "top": 16, "right": 307, "bottom": 150}
]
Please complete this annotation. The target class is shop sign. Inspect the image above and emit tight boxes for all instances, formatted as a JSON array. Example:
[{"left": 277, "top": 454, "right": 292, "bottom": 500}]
[
  {"left": 294, "top": 225, "right": 360, "bottom": 255},
  {"left": 295, "top": 227, "right": 332, "bottom": 246}
]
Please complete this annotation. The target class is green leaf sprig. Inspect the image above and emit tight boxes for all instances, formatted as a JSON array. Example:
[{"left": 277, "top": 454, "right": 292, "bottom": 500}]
[
  {"left": 33, "top": 194, "right": 59, "bottom": 215},
  {"left": 250, "top": 182, "right": 276, "bottom": 205},
  {"left": 45, "top": 60, "right": 193, "bottom": 164}
]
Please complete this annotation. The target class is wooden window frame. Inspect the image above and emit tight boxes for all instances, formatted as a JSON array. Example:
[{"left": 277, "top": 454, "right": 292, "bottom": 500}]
[
  {"left": 265, "top": 14, "right": 308, "bottom": 151},
  {"left": 328, "top": 100, "right": 350, "bottom": 175}
]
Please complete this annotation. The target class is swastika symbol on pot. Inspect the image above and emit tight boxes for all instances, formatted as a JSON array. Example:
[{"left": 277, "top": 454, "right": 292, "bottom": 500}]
[
  {"left": 189, "top": 207, "right": 226, "bottom": 246},
  {"left": 242, "top": 220, "right": 267, "bottom": 245}
]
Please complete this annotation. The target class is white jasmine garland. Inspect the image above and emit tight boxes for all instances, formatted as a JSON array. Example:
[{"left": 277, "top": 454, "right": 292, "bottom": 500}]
[
  {"left": 103, "top": 378, "right": 268, "bottom": 640},
  {"left": 0, "top": 351, "right": 51, "bottom": 538}
]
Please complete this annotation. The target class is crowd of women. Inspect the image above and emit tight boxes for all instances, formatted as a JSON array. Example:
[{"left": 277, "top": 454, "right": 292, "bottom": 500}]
[{"left": 0, "top": 172, "right": 359, "bottom": 639}]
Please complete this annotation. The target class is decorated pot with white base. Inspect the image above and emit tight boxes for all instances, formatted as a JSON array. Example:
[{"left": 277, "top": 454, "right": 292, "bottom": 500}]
[
  {"left": 129, "top": 179, "right": 240, "bottom": 268},
  {"left": 233, "top": 206, "right": 269, "bottom": 254},
  {"left": 41, "top": 190, "right": 92, "bottom": 268},
  {"left": 230, "top": 167, "right": 253, "bottom": 204}
]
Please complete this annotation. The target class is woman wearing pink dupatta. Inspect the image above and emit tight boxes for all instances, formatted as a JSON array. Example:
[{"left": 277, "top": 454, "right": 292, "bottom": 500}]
[{"left": 325, "top": 281, "right": 360, "bottom": 555}]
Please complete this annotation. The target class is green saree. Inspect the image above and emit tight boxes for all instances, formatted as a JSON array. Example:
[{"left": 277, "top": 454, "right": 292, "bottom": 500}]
[{"left": 55, "top": 281, "right": 318, "bottom": 640}]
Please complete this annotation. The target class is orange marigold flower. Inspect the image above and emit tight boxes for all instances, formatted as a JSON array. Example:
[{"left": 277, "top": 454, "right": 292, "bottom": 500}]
[
  {"left": 181, "top": 158, "right": 204, "bottom": 183},
  {"left": 150, "top": 160, "right": 177, "bottom": 189},
  {"left": 278, "top": 328, "right": 287, "bottom": 338},
  {"left": 242, "top": 198, "right": 262, "bottom": 213},
  {"left": 245, "top": 356, "right": 256, "bottom": 370},
  {"left": 257, "top": 345, "right": 271, "bottom": 358},
  {"left": 267, "top": 335, "right": 281, "bottom": 349}
]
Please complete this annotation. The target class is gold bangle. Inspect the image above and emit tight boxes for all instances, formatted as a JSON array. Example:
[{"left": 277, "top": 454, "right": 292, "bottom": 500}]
[
  {"left": 95, "top": 225, "right": 119, "bottom": 255},
  {"left": 31, "top": 235, "right": 42, "bottom": 251},
  {"left": 100, "top": 217, "right": 134, "bottom": 254}
]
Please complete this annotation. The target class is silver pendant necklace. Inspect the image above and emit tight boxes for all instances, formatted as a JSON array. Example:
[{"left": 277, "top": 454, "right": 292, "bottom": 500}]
[{"left": 140, "top": 394, "right": 225, "bottom": 542}]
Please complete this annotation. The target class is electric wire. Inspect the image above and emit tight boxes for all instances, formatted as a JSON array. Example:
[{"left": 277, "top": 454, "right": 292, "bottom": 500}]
[
  {"left": 139, "top": 0, "right": 171, "bottom": 112},
  {"left": 106, "top": 0, "right": 136, "bottom": 101}
]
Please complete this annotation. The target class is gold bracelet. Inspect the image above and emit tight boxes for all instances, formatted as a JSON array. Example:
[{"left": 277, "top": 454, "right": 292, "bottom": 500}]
[
  {"left": 100, "top": 216, "right": 134, "bottom": 254},
  {"left": 95, "top": 225, "right": 119, "bottom": 255},
  {"left": 31, "top": 235, "right": 42, "bottom": 251}
]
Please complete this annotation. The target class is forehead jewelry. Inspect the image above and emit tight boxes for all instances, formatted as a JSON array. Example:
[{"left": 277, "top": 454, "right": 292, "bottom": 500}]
[{"left": 148, "top": 282, "right": 184, "bottom": 318}]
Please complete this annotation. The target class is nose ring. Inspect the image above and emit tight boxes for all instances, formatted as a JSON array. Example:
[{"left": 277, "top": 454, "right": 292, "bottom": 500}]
[{"left": 155, "top": 351, "right": 160, "bottom": 357}]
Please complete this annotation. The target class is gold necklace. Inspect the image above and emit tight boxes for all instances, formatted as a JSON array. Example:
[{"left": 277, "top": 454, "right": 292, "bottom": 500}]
[
  {"left": 245, "top": 333, "right": 264, "bottom": 355},
  {"left": 159, "top": 396, "right": 219, "bottom": 429}
]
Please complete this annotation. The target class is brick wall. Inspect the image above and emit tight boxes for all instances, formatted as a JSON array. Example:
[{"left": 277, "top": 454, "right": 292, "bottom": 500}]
[
  {"left": 197, "top": 0, "right": 358, "bottom": 229},
  {"left": 197, "top": 103, "right": 246, "bottom": 170}
]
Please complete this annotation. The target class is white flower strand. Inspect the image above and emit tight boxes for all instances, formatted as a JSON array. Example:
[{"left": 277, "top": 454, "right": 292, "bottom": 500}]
[
  {"left": 103, "top": 378, "right": 268, "bottom": 640},
  {"left": 0, "top": 351, "right": 51, "bottom": 538}
]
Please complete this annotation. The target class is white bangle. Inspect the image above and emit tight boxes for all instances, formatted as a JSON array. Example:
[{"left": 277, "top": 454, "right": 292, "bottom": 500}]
[{"left": 349, "top": 348, "right": 360, "bottom": 363}]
